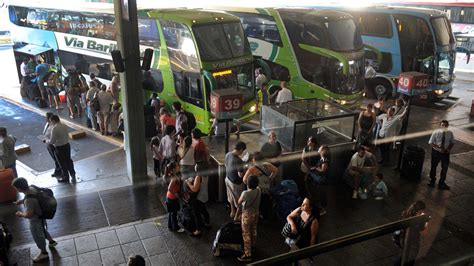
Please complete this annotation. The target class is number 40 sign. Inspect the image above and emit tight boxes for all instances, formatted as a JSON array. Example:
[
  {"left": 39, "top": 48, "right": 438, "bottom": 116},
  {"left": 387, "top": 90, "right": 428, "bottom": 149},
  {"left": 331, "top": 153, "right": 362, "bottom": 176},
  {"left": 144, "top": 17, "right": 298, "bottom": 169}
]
[
  {"left": 210, "top": 89, "right": 243, "bottom": 120},
  {"left": 397, "top": 71, "right": 429, "bottom": 96}
]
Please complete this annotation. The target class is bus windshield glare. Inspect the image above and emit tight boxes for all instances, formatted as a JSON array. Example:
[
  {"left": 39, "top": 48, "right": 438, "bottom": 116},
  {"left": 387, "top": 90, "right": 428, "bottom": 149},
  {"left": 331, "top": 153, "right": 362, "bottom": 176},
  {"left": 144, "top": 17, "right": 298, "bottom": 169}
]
[
  {"left": 431, "top": 17, "right": 454, "bottom": 46},
  {"left": 193, "top": 22, "right": 250, "bottom": 61},
  {"left": 211, "top": 63, "right": 254, "bottom": 102},
  {"left": 327, "top": 19, "right": 363, "bottom": 51}
]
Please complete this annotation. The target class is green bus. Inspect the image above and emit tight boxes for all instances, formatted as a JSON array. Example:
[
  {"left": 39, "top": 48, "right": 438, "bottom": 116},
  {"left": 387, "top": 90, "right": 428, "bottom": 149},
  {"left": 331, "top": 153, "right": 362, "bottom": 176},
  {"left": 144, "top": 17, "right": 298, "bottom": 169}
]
[
  {"left": 219, "top": 7, "right": 374, "bottom": 107},
  {"left": 8, "top": 3, "right": 258, "bottom": 133}
]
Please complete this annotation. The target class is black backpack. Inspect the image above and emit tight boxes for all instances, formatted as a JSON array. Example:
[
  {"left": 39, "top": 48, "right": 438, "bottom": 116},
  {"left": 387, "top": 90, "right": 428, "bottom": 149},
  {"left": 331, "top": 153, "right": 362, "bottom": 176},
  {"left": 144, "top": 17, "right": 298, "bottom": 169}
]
[
  {"left": 184, "top": 111, "right": 196, "bottom": 131},
  {"left": 25, "top": 185, "right": 57, "bottom": 220}
]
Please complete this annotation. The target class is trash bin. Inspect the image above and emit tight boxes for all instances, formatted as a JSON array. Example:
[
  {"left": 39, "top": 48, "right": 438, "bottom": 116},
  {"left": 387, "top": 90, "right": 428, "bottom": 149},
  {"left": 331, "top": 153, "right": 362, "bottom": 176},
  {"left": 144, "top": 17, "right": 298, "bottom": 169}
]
[{"left": 401, "top": 146, "right": 425, "bottom": 181}]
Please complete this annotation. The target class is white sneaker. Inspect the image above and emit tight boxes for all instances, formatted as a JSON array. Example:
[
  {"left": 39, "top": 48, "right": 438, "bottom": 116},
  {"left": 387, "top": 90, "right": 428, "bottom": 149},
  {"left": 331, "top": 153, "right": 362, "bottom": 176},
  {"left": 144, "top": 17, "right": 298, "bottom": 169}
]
[
  {"left": 352, "top": 190, "right": 358, "bottom": 199},
  {"left": 375, "top": 196, "right": 384, "bottom": 201},
  {"left": 319, "top": 208, "right": 327, "bottom": 216},
  {"left": 32, "top": 252, "right": 49, "bottom": 262},
  {"left": 177, "top": 228, "right": 185, "bottom": 233}
]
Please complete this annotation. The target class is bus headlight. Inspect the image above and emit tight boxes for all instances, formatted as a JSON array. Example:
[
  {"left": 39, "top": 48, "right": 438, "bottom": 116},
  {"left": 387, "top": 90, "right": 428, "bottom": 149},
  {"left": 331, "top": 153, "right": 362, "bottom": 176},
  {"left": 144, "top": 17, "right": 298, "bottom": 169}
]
[
  {"left": 434, "top": 90, "right": 444, "bottom": 95},
  {"left": 337, "top": 99, "right": 347, "bottom": 105},
  {"left": 249, "top": 105, "right": 257, "bottom": 113}
]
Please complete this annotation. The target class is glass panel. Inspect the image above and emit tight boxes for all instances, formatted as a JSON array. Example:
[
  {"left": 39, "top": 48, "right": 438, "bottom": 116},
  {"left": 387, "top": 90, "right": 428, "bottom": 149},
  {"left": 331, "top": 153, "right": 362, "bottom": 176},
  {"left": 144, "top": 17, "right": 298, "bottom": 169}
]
[
  {"left": 193, "top": 24, "right": 233, "bottom": 61},
  {"left": 161, "top": 20, "right": 200, "bottom": 72},
  {"left": 356, "top": 13, "right": 392, "bottom": 37},
  {"left": 222, "top": 22, "right": 250, "bottom": 58},
  {"left": 138, "top": 19, "right": 160, "bottom": 48},
  {"left": 327, "top": 19, "right": 363, "bottom": 51},
  {"left": 211, "top": 63, "right": 255, "bottom": 102},
  {"left": 233, "top": 12, "right": 283, "bottom": 46},
  {"left": 436, "top": 52, "right": 453, "bottom": 84},
  {"left": 431, "top": 17, "right": 454, "bottom": 46}
]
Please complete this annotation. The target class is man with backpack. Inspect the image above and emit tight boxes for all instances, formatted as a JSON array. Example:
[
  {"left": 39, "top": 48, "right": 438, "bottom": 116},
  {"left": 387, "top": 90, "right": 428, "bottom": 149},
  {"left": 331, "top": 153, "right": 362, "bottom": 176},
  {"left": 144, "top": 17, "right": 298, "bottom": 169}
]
[
  {"left": 12, "top": 178, "right": 57, "bottom": 263},
  {"left": 172, "top": 101, "right": 196, "bottom": 136}
]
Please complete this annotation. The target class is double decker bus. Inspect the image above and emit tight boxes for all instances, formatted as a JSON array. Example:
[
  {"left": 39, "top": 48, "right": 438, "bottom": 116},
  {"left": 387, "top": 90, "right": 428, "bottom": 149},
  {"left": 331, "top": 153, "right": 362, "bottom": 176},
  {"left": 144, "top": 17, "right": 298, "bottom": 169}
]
[
  {"left": 7, "top": 3, "right": 258, "bottom": 133},
  {"left": 215, "top": 7, "right": 368, "bottom": 107},
  {"left": 323, "top": 5, "right": 470, "bottom": 101}
]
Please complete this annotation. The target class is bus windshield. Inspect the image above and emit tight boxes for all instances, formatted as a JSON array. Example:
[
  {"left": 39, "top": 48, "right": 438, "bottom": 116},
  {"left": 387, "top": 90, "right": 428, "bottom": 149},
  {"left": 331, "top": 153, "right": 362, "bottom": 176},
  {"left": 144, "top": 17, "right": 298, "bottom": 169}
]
[
  {"left": 193, "top": 22, "right": 250, "bottom": 62},
  {"left": 327, "top": 19, "right": 363, "bottom": 51},
  {"left": 431, "top": 17, "right": 454, "bottom": 46},
  {"left": 211, "top": 63, "right": 254, "bottom": 102}
]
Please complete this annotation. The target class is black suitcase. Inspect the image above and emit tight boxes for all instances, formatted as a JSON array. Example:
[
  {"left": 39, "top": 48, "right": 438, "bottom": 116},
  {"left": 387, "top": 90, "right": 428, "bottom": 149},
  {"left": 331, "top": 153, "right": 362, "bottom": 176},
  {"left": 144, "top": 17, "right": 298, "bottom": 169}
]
[
  {"left": 35, "top": 98, "right": 48, "bottom": 108},
  {"left": 212, "top": 221, "right": 243, "bottom": 257},
  {"left": 0, "top": 222, "right": 12, "bottom": 265}
]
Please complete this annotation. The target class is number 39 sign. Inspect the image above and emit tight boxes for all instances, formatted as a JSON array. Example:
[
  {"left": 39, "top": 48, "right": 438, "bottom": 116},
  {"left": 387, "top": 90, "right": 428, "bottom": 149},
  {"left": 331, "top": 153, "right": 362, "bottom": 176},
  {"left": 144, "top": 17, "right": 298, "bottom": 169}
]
[
  {"left": 210, "top": 89, "right": 243, "bottom": 120},
  {"left": 397, "top": 71, "right": 429, "bottom": 96}
]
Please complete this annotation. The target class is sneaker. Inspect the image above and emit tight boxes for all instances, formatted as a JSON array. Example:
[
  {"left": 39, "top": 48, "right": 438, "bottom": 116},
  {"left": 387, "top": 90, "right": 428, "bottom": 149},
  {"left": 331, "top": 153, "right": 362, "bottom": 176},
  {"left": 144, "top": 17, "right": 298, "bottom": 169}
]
[
  {"left": 48, "top": 240, "right": 57, "bottom": 247},
  {"left": 177, "top": 228, "right": 185, "bottom": 233},
  {"left": 375, "top": 196, "right": 384, "bottom": 201},
  {"left": 32, "top": 252, "right": 49, "bottom": 262},
  {"left": 237, "top": 255, "right": 252, "bottom": 262},
  {"left": 438, "top": 183, "right": 450, "bottom": 190},
  {"left": 352, "top": 190, "right": 358, "bottom": 199}
]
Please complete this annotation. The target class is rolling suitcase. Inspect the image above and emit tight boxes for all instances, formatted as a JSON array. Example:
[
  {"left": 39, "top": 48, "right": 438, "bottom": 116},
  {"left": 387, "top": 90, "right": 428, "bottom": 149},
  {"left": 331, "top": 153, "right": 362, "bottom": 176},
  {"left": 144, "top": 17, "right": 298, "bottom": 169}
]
[
  {"left": 0, "top": 168, "right": 17, "bottom": 203},
  {"left": 212, "top": 221, "right": 243, "bottom": 257}
]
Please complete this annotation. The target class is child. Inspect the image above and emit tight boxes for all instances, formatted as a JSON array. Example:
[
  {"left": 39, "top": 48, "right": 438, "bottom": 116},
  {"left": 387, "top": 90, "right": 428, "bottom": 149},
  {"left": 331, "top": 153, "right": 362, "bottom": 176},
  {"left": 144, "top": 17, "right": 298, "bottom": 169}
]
[
  {"left": 368, "top": 173, "right": 388, "bottom": 200},
  {"left": 165, "top": 162, "right": 185, "bottom": 233},
  {"left": 150, "top": 136, "right": 161, "bottom": 179}
]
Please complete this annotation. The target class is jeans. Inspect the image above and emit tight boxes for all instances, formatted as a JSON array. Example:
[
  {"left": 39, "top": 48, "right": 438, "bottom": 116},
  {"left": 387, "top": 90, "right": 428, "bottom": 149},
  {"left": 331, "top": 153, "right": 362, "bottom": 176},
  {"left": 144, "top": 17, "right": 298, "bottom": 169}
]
[
  {"left": 30, "top": 219, "right": 48, "bottom": 253},
  {"left": 430, "top": 149, "right": 450, "bottom": 184}
]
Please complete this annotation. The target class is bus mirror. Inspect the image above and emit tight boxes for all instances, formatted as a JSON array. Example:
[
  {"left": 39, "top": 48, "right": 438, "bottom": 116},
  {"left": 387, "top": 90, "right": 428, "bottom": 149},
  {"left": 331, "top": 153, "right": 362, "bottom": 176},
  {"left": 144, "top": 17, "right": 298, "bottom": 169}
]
[
  {"left": 141, "top": 48, "right": 153, "bottom": 71},
  {"left": 111, "top": 50, "right": 125, "bottom": 73},
  {"left": 299, "top": 43, "right": 349, "bottom": 76},
  {"left": 363, "top": 44, "right": 383, "bottom": 66},
  {"left": 455, "top": 46, "right": 471, "bottom": 64}
]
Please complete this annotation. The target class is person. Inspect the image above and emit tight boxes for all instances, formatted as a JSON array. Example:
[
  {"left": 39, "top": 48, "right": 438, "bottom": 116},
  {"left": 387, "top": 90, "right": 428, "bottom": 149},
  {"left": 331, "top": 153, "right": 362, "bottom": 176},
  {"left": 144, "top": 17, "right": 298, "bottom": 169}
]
[
  {"left": 358, "top": 104, "right": 376, "bottom": 144},
  {"left": 300, "top": 136, "right": 319, "bottom": 176},
  {"left": 45, "top": 115, "right": 76, "bottom": 183},
  {"left": 0, "top": 127, "right": 17, "bottom": 177},
  {"left": 255, "top": 68, "right": 267, "bottom": 90},
  {"left": 20, "top": 58, "right": 33, "bottom": 95},
  {"left": 243, "top": 152, "right": 278, "bottom": 220},
  {"left": 158, "top": 125, "right": 177, "bottom": 180},
  {"left": 45, "top": 71, "right": 61, "bottom": 109},
  {"left": 142, "top": 70, "right": 157, "bottom": 91},
  {"left": 108, "top": 75, "right": 120, "bottom": 104},
  {"left": 260, "top": 131, "right": 283, "bottom": 182},
  {"left": 172, "top": 101, "right": 188, "bottom": 135},
  {"left": 195, "top": 163, "right": 210, "bottom": 227},
  {"left": 12, "top": 178, "right": 57, "bottom": 263},
  {"left": 376, "top": 106, "right": 407, "bottom": 166},
  {"left": 97, "top": 84, "right": 114, "bottom": 135},
  {"left": 365, "top": 61, "right": 377, "bottom": 97},
  {"left": 428, "top": 120, "right": 454, "bottom": 190},
  {"left": 127, "top": 254, "right": 146, "bottom": 266},
  {"left": 150, "top": 92, "right": 161, "bottom": 114},
  {"left": 183, "top": 169, "right": 205, "bottom": 236},
  {"left": 42, "top": 112, "right": 61, "bottom": 178},
  {"left": 109, "top": 103, "right": 121, "bottom": 136},
  {"left": 89, "top": 72, "right": 102, "bottom": 88},
  {"left": 225, "top": 141, "right": 247, "bottom": 221},
  {"left": 192, "top": 128, "right": 210, "bottom": 168},
  {"left": 306, "top": 145, "right": 329, "bottom": 216},
  {"left": 165, "top": 162, "right": 185, "bottom": 233},
  {"left": 346, "top": 146, "right": 371, "bottom": 199},
  {"left": 275, "top": 80, "right": 293, "bottom": 104},
  {"left": 85, "top": 80, "right": 100, "bottom": 131},
  {"left": 237, "top": 175, "right": 261, "bottom": 262},
  {"left": 65, "top": 70, "right": 83, "bottom": 119},
  {"left": 178, "top": 136, "right": 195, "bottom": 180},
  {"left": 396, "top": 201, "right": 427, "bottom": 266},
  {"left": 159, "top": 107, "right": 176, "bottom": 135},
  {"left": 150, "top": 136, "right": 161, "bottom": 179},
  {"left": 286, "top": 197, "right": 319, "bottom": 249},
  {"left": 33, "top": 60, "right": 49, "bottom": 100},
  {"left": 368, "top": 173, "right": 388, "bottom": 200}
]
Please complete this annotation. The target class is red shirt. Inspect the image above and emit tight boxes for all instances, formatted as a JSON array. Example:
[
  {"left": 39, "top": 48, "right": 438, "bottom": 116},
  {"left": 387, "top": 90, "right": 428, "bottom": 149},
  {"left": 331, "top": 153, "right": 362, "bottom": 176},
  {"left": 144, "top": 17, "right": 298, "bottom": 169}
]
[
  {"left": 193, "top": 139, "right": 209, "bottom": 163},
  {"left": 160, "top": 114, "right": 176, "bottom": 127},
  {"left": 166, "top": 178, "right": 181, "bottom": 200}
]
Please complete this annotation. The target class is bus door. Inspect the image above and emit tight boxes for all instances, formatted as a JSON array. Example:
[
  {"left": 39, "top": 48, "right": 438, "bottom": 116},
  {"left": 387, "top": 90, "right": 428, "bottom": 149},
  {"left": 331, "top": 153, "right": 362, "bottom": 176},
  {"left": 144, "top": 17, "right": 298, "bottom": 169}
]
[
  {"left": 180, "top": 71, "right": 209, "bottom": 130},
  {"left": 13, "top": 44, "right": 54, "bottom": 83}
]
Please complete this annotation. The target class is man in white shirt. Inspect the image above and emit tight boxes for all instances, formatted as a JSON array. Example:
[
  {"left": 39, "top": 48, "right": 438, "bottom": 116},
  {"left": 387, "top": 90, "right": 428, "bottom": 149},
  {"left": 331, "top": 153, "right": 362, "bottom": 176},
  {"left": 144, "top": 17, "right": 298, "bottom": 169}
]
[
  {"left": 97, "top": 85, "right": 114, "bottom": 135},
  {"left": 275, "top": 81, "right": 293, "bottom": 104},
  {"left": 85, "top": 81, "right": 100, "bottom": 131},
  {"left": 42, "top": 112, "right": 61, "bottom": 177},
  {"left": 346, "top": 146, "right": 368, "bottom": 199},
  {"left": 0, "top": 127, "right": 17, "bottom": 177},
  {"left": 45, "top": 115, "right": 76, "bottom": 183},
  {"left": 20, "top": 58, "right": 32, "bottom": 95},
  {"left": 365, "top": 61, "right": 377, "bottom": 79},
  {"left": 377, "top": 106, "right": 407, "bottom": 165},
  {"left": 428, "top": 120, "right": 454, "bottom": 190}
]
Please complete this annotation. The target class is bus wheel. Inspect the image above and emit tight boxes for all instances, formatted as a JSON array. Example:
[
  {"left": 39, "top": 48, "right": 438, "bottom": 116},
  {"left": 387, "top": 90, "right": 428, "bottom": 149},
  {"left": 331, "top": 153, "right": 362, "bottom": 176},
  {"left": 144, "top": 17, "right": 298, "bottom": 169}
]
[{"left": 371, "top": 79, "right": 392, "bottom": 100}]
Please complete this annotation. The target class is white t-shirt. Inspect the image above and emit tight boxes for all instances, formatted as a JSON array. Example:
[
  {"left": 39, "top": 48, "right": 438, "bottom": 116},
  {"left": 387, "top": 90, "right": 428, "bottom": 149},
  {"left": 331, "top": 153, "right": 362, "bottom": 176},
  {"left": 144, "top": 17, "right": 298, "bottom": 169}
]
[
  {"left": 97, "top": 90, "right": 114, "bottom": 113},
  {"left": 349, "top": 152, "right": 366, "bottom": 169},
  {"left": 276, "top": 87, "right": 292, "bottom": 104}
]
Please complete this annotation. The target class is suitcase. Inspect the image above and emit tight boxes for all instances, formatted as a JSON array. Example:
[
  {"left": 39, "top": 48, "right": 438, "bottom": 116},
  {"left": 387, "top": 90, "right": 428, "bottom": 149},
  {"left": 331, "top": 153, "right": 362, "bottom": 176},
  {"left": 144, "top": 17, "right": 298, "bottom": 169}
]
[
  {"left": 177, "top": 204, "right": 197, "bottom": 233},
  {"left": 0, "top": 169, "right": 17, "bottom": 203},
  {"left": 0, "top": 222, "right": 13, "bottom": 266},
  {"left": 212, "top": 221, "right": 243, "bottom": 257}
]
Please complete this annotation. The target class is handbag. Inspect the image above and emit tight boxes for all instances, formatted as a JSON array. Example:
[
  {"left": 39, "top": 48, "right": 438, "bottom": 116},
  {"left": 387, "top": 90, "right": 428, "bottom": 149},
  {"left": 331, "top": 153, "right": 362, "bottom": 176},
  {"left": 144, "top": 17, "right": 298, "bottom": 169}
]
[{"left": 281, "top": 222, "right": 300, "bottom": 243}]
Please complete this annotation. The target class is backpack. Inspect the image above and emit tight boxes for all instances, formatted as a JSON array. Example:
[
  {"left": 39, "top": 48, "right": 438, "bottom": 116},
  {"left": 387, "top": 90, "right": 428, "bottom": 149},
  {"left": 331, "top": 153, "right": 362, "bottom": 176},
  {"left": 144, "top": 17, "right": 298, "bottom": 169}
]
[
  {"left": 25, "top": 185, "right": 57, "bottom": 220},
  {"left": 184, "top": 111, "right": 196, "bottom": 131}
]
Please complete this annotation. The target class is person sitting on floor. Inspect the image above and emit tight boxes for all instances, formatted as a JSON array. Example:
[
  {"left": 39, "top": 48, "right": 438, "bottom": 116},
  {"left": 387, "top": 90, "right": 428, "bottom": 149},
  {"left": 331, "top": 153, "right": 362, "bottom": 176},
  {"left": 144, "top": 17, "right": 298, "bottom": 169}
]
[{"left": 368, "top": 173, "right": 388, "bottom": 200}]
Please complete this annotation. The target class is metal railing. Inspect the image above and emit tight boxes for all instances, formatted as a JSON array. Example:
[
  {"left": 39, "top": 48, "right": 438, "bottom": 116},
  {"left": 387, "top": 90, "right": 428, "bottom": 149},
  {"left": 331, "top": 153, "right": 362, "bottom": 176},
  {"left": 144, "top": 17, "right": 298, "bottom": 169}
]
[{"left": 250, "top": 214, "right": 430, "bottom": 266}]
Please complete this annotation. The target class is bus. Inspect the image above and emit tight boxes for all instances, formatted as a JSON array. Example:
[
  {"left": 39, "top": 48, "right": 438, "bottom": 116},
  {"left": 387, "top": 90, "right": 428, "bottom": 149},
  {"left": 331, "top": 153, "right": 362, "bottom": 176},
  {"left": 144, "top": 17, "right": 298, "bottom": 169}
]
[
  {"left": 7, "top": 3, "right": 258, "bottom": 134},
  {"left": 214, "top": 7, "right": 368, "bottom": 107},
  {"left": 321, "top": 5, "right": 471, "bottom": 101}
]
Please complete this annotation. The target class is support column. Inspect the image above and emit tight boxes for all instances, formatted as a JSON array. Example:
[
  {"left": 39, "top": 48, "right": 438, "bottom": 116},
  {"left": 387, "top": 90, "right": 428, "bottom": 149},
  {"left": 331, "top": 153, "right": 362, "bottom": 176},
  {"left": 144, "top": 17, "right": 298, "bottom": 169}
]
[{"left": 114, "top": 0, "right": 147, "bottom": 183}]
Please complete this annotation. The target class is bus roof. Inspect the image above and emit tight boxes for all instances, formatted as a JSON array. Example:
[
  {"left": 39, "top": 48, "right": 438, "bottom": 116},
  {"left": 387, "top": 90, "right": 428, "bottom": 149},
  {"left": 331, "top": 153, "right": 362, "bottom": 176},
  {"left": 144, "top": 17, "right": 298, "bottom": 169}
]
[
  {"left": 206, "top": 6, "right": 353, "bottom": 20},
  {"left": 143, "top": 9, "right": 240, "bottom": 25},
  {"left": 331, "top": 5, "right": 448, "bottom": 17}
]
